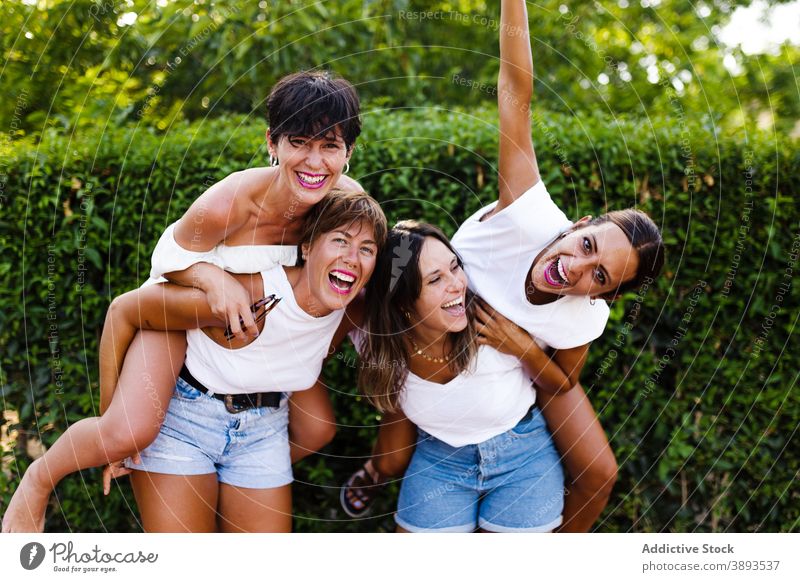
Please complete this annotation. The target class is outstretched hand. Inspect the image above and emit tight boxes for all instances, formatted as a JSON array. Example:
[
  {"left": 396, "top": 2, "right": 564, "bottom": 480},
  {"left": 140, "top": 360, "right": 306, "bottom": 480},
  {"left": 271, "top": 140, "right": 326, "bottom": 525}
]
[
  {"left": 102, "top": 453, "right": 141, "bottom": 496},
  {"left": 474, "top": 297, "right": 534, "bottom": 359}
]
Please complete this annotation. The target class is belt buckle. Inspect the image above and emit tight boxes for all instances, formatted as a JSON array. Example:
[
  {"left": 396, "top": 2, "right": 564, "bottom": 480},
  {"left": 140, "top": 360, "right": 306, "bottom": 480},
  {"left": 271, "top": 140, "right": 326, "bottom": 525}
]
[{"left": 224, "top": 394, "right": 244, "bottom": 414}]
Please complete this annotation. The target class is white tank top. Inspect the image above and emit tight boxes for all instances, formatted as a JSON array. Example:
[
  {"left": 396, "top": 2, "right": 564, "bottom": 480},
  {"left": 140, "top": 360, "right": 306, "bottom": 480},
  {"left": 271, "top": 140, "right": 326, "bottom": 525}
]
[
  {"left": 397, "top": 346, "right": 536, "bottom": 447},
  {"left": 350, "top": 329, "right": 536, "bottom": 448},
  {"left": 184, "top": 265, "right": 344, "bottom": 395},
  {"left": 142, "top": 223, "right": 297, "bottom": 290}
]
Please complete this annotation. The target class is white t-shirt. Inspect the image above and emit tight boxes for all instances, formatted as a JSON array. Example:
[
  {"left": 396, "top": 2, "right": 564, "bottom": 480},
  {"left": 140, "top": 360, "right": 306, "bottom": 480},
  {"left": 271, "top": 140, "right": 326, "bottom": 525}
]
[
  {"left": 451, "top": 180, "right": 610, "bottom": 350},
  {"left": 185, "top": 265, "right": 344, "bottom": 395},
  {"left": 349, "top": 330, "right": 535, "bottom": 447},
  {"left": 397, "top": 347, "right": 536, "bottom": 447},
  {"left": 392, "top": 182, "right": 610, "bottom": 445}
]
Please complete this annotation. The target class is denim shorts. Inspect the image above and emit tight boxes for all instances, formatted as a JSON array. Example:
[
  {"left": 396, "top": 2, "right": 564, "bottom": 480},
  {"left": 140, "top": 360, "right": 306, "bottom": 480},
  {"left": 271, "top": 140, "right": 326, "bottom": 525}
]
[
  {"left": 125, "top": 376, "right": 292, "bottom": 489},
  {"left": 395, "top": 407, "right": 564, "bottom": 533}
]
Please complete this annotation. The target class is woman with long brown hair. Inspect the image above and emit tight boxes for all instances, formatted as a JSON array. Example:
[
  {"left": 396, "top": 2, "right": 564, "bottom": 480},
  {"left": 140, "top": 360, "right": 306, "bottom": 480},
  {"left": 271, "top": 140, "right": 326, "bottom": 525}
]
[
  {"left": 355, "top": 220, "right": 565, "bottom": 532},
  {"left": 341, "top": 0, "right": 664, "bottom": 531}
]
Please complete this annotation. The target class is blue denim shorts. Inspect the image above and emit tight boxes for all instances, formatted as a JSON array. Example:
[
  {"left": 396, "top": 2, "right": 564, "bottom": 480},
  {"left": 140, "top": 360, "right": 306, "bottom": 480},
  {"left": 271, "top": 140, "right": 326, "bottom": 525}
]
[
  {"left": 395, "top": 407, "right": 564, "bottom": 533},
  {"left": 126, "top": 376, "right": 292, "bottom": 489}
]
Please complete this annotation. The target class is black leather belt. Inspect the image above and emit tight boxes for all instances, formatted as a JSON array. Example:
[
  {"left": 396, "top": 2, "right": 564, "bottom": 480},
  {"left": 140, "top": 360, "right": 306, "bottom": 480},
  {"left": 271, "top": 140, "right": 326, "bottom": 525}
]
[{"left": 179, "top": 364, "right": 282, "bottom": 413}]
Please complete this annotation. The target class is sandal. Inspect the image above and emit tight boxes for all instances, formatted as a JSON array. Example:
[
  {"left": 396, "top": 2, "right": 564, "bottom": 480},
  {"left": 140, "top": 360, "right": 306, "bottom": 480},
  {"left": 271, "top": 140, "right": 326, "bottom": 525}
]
[{"left": 340, "top": 461, "right": 385, "bottom": 518}]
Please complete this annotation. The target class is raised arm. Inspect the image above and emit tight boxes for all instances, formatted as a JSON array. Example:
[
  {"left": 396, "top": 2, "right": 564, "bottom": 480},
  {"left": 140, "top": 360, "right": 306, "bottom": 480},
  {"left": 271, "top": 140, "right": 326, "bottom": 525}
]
[
  {"left": 98, "top": 284, "right": 225, "bottom": 412},
  {"left": 495, "top": 0, "right": 540, "bottom": 214}
]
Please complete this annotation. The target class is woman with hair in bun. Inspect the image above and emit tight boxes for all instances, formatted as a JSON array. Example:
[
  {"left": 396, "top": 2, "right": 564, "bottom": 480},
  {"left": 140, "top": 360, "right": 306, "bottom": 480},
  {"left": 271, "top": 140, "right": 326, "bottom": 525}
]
[{"left": 341, "top": 0, "right": 664, "bottom": 532}]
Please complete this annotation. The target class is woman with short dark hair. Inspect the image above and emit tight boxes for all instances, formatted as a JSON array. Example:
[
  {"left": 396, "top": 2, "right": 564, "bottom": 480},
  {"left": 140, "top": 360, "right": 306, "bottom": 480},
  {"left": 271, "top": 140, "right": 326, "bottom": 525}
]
[
  {"left": 119, "top": 191, "right": 385, "bottom": 531},
  {"left": 3, "top": 71, "right": 366, "bottom": 533}
]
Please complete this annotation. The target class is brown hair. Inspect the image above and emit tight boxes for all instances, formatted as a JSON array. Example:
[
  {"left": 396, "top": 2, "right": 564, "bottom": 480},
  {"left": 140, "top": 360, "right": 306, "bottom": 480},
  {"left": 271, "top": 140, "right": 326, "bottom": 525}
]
[
  {"left": 267, "top": 70, "right": 361, "bottom": 151},
  {"left": 588, "top": 209, "right": 665, "bottom": 298},
  {"left": 357, "top": 220, "right": 478, "bottom": 413},
  {"left": 297, "top": 190, "right": 387, "bottom": 261}
]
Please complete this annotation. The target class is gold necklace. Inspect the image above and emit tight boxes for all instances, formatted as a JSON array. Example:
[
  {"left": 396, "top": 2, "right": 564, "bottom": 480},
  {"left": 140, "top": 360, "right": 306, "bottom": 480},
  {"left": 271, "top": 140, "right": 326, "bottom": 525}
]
[{"left": 410, "top": 337, "right": 450, "bottom": 364}]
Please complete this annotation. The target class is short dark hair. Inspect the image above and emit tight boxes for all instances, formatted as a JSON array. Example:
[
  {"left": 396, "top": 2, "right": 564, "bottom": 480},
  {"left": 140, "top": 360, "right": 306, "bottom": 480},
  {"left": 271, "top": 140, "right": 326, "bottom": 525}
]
[
  {"left": 590, "top": 209, "right": 665, "bottom": 296},
  {"left": 267, "top": 70, "right": 361, "bottom": 151},
  {"left": 298, "top": 189, "right": 387, "bottom": 261}
]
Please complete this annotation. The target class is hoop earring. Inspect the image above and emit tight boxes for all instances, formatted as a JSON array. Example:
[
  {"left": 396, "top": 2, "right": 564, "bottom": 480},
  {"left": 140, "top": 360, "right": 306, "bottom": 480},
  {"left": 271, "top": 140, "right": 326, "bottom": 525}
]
[
  {"left": 343, "top": 162, "right": 350, "bottom": 174},
  {"left": 269, "top": 155, "right": 278, "bottom": 167}
]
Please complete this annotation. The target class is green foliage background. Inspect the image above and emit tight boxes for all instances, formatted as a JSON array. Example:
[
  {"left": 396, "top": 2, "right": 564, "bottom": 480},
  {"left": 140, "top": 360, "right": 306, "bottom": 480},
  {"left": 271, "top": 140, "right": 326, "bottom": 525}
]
[
  {"left": 1, "top": 107, "right": 797, "bottom": 532},
  {"left": 2, "top": 0, "right": 798, "bottom": 136}
]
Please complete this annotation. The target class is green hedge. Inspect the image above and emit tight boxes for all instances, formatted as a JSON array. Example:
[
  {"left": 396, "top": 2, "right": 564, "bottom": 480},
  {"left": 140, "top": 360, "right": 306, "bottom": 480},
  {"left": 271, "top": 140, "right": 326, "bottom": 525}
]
[{"left": 1, "top": 109, "right": 797, "bottom": 532}]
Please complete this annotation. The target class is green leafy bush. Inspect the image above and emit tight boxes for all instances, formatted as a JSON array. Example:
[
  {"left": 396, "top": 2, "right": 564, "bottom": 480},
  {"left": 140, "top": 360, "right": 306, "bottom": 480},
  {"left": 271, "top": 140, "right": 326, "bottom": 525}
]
[{"left": 1, "top": 108, "right": 797, "bottom": 532}]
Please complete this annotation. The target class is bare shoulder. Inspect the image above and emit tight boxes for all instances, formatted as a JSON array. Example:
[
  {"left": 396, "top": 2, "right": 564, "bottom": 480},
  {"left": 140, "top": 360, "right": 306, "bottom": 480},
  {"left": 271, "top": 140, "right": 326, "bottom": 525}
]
[
  {"left": 211, "top": 167, "right": 273, "bottom": 201},
  {"left": 192, "top": 168, "right": 273, "bottom": 219},
  {"left": 175, "top": 168, "right": 274, "bottom": 245},
  {"left": 230, "top": 167, "right": 274, "bottom": 188},
  {"left": 334, "top": 174, "right": 366, "bottom": 193}
]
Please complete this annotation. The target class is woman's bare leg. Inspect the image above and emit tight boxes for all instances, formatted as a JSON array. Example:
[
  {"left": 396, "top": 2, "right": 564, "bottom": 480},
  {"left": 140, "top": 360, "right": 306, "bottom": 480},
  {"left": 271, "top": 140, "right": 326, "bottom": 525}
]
[
  {"left": 342, "top": 411, "right": 416, "bottom": 513},
  {"left": 1, "top": 330, "right": 185, "bottom": 533},
  {"left": 131, "top": 470, "right": 218, "bottom": 532},
  {"left": 371, "top": 411, "right": 417, "bottom": 478},
  {"left": 537, "top": 382, "right": 618, "bottom": 532},
  {"left": 216, "top": 483, "right": 292, "bottom": 532},
  {"left": 288, "top": 380, "right": 337, "bottom": 463}
]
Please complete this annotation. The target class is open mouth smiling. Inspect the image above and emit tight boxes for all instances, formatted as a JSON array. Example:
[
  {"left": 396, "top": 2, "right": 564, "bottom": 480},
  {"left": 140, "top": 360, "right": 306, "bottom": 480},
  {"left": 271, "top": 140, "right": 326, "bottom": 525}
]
[
  {"left": 441, "top": 296, "right": 466, "bottom": 316},
  {"left": 328, "top": 269, "right": 357, "bottom": 295},
  {"left": 296, "top": 171, "right": 329, "bottom": 189},
  {"left": 543, "top": 257, "right": 569, "bottom": 288}
]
